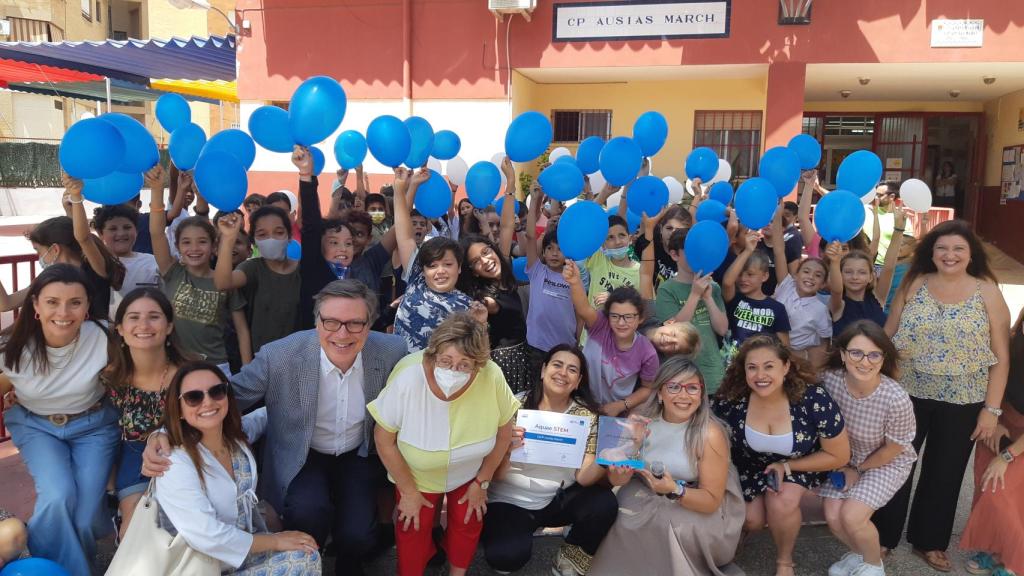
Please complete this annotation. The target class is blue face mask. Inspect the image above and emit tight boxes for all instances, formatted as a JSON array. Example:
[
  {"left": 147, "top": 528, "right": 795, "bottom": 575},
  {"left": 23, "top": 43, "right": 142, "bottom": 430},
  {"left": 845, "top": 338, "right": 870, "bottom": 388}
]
[
  {"left": 327, "top": 261, "right": 349, "bottom": 279},
  {"left": 602, "top": 246, "right": 630, "bottom": 260}
]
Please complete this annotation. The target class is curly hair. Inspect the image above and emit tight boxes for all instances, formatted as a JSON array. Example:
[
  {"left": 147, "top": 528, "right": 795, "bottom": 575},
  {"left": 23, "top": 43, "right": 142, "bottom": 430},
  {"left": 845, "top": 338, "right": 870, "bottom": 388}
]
[{"left": 717, "top": 335, "right": 818, "bottom": 404}]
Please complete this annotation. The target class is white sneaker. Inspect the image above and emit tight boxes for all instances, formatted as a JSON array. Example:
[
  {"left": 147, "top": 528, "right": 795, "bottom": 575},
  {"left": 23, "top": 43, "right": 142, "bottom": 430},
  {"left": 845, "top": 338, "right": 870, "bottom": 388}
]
[
  {"left": 829, "top": 552, "right": 865, "bottom": 576},
  {"left": 851, "top": 561, "right": 885, "bottom": 576}
]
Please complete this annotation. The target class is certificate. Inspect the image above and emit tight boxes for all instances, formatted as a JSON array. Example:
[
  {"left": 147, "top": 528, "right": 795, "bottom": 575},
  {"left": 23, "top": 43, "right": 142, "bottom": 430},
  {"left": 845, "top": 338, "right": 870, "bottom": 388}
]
[{"left": 510, "top": 409, "right": 592, "bottom": 469}]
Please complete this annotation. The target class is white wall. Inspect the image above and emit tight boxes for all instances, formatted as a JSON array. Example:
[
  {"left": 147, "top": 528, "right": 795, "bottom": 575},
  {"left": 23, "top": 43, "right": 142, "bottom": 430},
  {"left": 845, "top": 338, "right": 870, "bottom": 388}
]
[{"left": 12, "top": 93, "right": 64, "bottom": 140}]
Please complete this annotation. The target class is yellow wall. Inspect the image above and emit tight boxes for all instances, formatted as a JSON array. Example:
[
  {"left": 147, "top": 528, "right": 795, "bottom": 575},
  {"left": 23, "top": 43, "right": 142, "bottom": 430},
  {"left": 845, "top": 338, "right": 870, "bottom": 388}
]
[
  {"left": 512, "top": 72, "right": 767, "bottom": 182},
  {"left": 804, "top": 100, "right": 985, "bottom": 113},
  {"left": 984, "top": 88, "right": 1024, "bottom": 187}
]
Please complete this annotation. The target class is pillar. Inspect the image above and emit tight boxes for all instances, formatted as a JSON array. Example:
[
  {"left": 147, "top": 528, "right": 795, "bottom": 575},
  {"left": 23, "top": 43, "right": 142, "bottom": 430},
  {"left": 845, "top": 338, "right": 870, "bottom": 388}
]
[{"left": 764, "top": 61, "right": 807, "bottom": 151}]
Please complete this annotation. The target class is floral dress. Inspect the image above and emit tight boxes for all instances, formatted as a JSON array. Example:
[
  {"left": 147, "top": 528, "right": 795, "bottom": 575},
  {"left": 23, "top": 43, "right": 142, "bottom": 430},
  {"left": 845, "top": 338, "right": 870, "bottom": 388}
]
[
  {"left": 712, "top": 385, "right": 845, "bottom": 501},
  {"left": 105, "top": 376, "right": 165, "bottom": 440}
]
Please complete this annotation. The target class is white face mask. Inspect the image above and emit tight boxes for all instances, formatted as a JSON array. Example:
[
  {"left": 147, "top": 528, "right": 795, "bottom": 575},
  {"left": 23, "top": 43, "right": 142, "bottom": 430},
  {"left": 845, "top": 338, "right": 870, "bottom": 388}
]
[
  {"left": 255, "top": 237, "right": 288, "bottom": 261},
  {"left": 433, "top": 367, "right": 472, "bottom": 398},
  {"left": 37, "top": 245, "right": 55, "bottom": 270}
]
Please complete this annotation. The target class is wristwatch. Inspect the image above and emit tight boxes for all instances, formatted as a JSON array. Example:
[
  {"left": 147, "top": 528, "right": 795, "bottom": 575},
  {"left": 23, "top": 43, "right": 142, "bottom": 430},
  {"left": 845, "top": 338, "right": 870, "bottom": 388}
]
[
  {"left": 666, "top": 480, "right": 687, "bottom": 501},
  {"left": 985, "top": 405, "right": 1004, "bottom": 417},
  {"left": 1001, "top": 449, "right": 1015, "bottom": 464},
  {"left": 474, "top": 477, "right": 491, "bottom": 490}
]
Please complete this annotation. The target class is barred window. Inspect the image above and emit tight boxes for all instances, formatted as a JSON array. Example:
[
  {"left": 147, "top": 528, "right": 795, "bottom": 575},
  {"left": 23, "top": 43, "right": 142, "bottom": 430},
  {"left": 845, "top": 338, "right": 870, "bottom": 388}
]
[
  {"left": 693, "top": 111, "right": 762, "bottom": 180},
  {"left": 552, "top": 110, "right": 612, "bottom": 143}
]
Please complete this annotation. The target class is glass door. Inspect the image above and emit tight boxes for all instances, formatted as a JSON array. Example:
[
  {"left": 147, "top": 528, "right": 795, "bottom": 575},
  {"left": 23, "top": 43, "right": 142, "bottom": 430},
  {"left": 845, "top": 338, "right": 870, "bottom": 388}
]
[{"left": 873, "top": 115, "right": 925, "bottom": 183}]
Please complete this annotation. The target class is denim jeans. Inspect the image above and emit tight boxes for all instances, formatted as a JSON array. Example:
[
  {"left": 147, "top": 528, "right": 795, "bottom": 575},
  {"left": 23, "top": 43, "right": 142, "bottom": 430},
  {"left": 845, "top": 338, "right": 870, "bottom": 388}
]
[{"left": 5, "top": 401, "right": 120, "bottom": 576}]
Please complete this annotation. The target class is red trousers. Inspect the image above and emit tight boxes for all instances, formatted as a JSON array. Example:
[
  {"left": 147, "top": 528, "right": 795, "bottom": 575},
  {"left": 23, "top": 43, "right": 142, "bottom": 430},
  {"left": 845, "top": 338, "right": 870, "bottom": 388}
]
[{"left": 394, "top": 481, "right": 482, "bottom": 575}]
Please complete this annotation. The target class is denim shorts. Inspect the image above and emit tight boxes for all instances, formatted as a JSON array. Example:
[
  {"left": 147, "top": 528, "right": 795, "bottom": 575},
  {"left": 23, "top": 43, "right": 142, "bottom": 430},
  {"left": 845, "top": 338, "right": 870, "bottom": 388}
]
[{"left": 114, "top": 439, "right": 149, "bottom": 500}]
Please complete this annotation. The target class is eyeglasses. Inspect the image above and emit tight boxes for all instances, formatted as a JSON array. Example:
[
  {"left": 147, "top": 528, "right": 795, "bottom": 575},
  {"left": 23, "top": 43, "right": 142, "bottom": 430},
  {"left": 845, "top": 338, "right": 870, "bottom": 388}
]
[
  {"left": 180, "top": 383, "right": 229, "bottom": 407},
  {"left": 435, "top": 356, "right": 475, "bottom": 373},
  {"left": 844, "top": 348, "right": 884, "bottom": 364},
  {"left": 608, "top": 312, "right": 640, "bottom": 324},
  {"left": 665, "top": 382, "right": 703, "bottom": 396},
  {"left": 319, "top": 317, "right": 368, "bottom": 334},
  {"left": 469, "top": 246, "right": 495, "bottom": 270}
]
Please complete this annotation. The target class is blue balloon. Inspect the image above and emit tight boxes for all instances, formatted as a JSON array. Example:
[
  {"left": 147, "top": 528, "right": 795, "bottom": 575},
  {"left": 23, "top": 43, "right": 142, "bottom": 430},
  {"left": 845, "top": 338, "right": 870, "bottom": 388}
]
[
  {"left": 788, "top": 134, "right": 822, "bottom": 170},
  {"left": 512, "top": 256, "right": 529, "bottom": 282},
  {"left": 82, "top": 171, "right": 143, "bottom": 205},
  {"left": 493, "top": 196, "right": 520, "bottom": 217},
  {"left": 310, "top": 146, "right": 325, "bottom": 176},
  {"left": 708, "top": 181, "right": 733, "bottom": 205},
  {"left": 289, "top": 76, "right": 346, "bottom": 146},
  {"left": 0, "top": 557, "right": 71, "bottom": 576},
  {"left": 575, "top": 136, "right": 604, "bottom": 175},
  {"left": 59, "top": 118, "right": 125, "bottom": 179},
  {"left": 465, "top": 161, "right": 502, "bottom": 208},
  {"left": 286, "top": 239, "right": 301, "bottom": 261},
  {"left": 557, "top": 200, "right": 609, "bottom": 261},
  {"left": 431, "top": 129, "right": 461, "bottom": 160},
  {"left": 505, "top": 111, "right": 553, "bottom": 162},
  {"left": 155, "top": 93, "right": 190, "bottom": 133},
  {"left": 759, "top": 146, "right": 802, "bottom": 198},
  {"left": 334, "top": 130, "right": 367, "bottom": 170},
  {"left": 695, "top": 199, "right": 728, "bottom": 223},
  {"left": 100, "top": 113, "right": 158, "bottom": 172},
  {"left": 814, "top": 189, "right": 866, "bottom": 243},
  {"left": 403, "top": 116, "right": 435, "bottom": 168},
  {"left": 248, "top": 106, "right": 293, "bottom": 153},
  {"left": 203, "top": 129, "right": 256, "bottom": 170},
  {"left": 685, "top": 147, "right": 719, "bottom": 181},
  {"left": 606, "top": 207, "right": 641, "bottom": 234},
  {"left": 538, "top": 162, "right": 584, "bottom": 202},
  {"left": 366, "top": 115, "right": 411, "bottom": 168},
  {"left": 599, "top": 137, "right": 643, "bottom": 187},
  {"left": 194, "top": 149, "right": 247, "bottom": 212},
  {"left": 734, "top": 177, "right": 778, "bottom": 230},
  {"left": 414, "top": 170, "right": 452, "bottom": 218},
  {"left": 684, "top": 221, "right": 730, "bottom": 275},
  {"left": 554, "top": 154, "right": 578, "bottom": 167},
  {"left": 632, "top": 111, "right": 668, "bottom": 157},
  {"left": 168, "top": 123, "right": 207, "bottom": 171},
  {"left": 626, "top": 175, "right": 669, "bottom": 217},
  {"left": 836, "top": 150, "right": 883, "bottom": 197}
]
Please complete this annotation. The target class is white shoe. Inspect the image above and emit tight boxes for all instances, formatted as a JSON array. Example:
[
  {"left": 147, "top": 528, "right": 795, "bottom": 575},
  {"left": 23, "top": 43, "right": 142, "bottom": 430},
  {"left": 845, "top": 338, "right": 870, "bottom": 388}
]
[
  {"left": 829, "top": 552, "right": 865, "bottom": 576},
  {"left": 851, "top": 561, "right": 885, "bottom": 576}
]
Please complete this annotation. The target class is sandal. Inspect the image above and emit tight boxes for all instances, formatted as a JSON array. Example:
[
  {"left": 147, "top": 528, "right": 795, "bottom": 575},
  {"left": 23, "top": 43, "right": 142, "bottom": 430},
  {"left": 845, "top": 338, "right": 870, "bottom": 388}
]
[
  {"left": 913, "top": 548, "right": 952, "bottom": 573},
  {"left": 968, "top": 552, "right": 998, "bottom": 575}
]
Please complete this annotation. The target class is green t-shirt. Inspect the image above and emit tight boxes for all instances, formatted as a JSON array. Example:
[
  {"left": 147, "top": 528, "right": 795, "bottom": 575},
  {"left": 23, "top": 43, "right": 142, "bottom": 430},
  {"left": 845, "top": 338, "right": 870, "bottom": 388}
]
[
  {"left": 654, "top": 279, "right": 727, "bottom": 392},
  {"left": 585, "top": 251, "right": 641, "bottom": 306},
  {"left": 862, "top": 206, "right": 895, "bottom": 265},
  {"left": 163, "top": 262, "right": 245, "bottom": 364},
  {"left": 239, "top": 258, "right": 301, "bottom": 353}
]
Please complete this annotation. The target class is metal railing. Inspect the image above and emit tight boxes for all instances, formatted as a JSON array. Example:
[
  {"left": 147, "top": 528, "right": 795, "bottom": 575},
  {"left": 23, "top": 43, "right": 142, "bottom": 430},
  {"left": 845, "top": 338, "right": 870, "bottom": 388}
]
[{"left": 0, "top": 253, "right": 40, "bottom": 442}]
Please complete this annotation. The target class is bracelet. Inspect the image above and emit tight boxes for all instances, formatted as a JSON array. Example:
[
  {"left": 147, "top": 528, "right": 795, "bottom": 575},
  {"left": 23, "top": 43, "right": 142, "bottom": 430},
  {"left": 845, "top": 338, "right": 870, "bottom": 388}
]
[
  {"left": 782, "top": 461, "right": 792, "bottom": 477},
  {"left": 892, "top": 227, "right": 905, "bottom": 232},
  {"left": 68, "top": 197, "right": 84, "bottom": 204},
  {"left": 622, "top": 398, "right": 631, "bottom": 411}
]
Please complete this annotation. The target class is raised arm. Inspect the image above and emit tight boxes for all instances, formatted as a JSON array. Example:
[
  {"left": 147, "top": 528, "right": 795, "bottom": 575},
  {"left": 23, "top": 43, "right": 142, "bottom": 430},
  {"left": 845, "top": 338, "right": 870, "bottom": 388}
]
[
  {"left": 638, "top": 208, "right": 665, "bottom": 301},
  {"left": 354, "top": 165, "right": 367, "bottom": 202},
  {"left": 868, "top": 201, "right": 881, "bottom": 263},
  {"left": 826, "top": 241, "right": 845, "bottom": 319},
  {"left": 148, "top": 165, "right": 176, "bottom": 275},
  {"left": 563, "top": 260, "right": 598, "bottom": 329},
  {"left": 874, "top": 207, "right": 905, "bottom": 305},
  {"left": 797, "top": 171, "right": 818, "bottom": 248},
  {"left": 769, "top": 208, "right": 789, "bottom": 286},
  {"left": 391, "top": 167, "right": 419, "bottom": 272},
  {"left": 498, "top": 157, "right": 517, "bottom": 256},
  {"left": 64, "top": 174, "right": 108, "bottom": 279},
  {"left": 524, "top": 186, "right": 543, "bottom": 269},
  {"left": 618, "top": 158, "right": 650, "bottom": 218},
  {"left": 722, "top": 230, "right": 758, "bottom": 303},
  {"left": 213, "top": 214, "right": 248, "bottom": 290}
]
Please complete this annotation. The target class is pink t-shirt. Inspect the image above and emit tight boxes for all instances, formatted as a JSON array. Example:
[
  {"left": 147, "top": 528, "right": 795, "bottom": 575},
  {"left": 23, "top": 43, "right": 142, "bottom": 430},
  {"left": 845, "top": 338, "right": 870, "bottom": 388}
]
[{"left": 582, "top": 312, "right": 660, "bottom": 405}]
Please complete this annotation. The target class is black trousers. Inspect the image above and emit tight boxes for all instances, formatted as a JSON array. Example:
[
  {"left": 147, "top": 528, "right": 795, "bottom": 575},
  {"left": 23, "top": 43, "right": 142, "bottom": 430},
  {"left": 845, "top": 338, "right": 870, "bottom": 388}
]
[
  {"left": 480, "top": 483, "right": 618, "bottom": 573},
  {"left": 282, "top": 449, "right": 386, "bottom": 576},
  {"left": 872, "top": 396, "right": 981, "bottom": 551}
]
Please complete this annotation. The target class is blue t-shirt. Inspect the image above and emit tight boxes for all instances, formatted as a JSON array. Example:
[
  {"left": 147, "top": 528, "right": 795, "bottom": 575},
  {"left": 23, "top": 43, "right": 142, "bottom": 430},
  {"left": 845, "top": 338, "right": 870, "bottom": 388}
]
[{"left": 393, "top": 251, "right": 475, "bottom": 352}]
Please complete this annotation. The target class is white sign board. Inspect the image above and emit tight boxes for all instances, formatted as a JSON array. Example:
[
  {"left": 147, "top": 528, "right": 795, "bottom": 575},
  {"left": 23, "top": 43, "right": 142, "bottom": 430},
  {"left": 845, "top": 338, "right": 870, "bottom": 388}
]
[
  {"left": 553, "top": 1, "right": 730, "bottom": 42},
  {"left": 930, "top": 19, "right": 984, "bottom": 48}
]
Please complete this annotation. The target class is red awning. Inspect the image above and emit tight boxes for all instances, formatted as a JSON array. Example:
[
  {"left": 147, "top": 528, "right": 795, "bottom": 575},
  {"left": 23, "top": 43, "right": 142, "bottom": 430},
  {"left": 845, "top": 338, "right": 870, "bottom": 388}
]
[{"left": 0, "top": 58, "right": 102, "bottom": 86}]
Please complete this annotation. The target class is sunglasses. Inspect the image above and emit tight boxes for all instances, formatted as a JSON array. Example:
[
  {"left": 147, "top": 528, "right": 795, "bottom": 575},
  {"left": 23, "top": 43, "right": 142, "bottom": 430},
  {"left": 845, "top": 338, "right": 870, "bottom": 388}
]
[{"left": 180, "top": 383, "right": 229, "bottom": 407}]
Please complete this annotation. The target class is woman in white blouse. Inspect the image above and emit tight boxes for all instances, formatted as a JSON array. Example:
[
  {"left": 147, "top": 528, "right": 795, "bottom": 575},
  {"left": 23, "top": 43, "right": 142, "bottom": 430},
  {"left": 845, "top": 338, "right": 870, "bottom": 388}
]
[
  {"left": 0, "top": 264, "right": 120, "bottom": 575},
  {"left": 154, "top": 362, "right": 321, "bottom": 574}
]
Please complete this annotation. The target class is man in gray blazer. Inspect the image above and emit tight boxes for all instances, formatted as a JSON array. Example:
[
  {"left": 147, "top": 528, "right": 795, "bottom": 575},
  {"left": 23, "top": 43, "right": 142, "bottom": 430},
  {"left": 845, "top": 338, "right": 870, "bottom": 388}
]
[{"left": 144, "top": 279, "right": 408, "bottom": 576}]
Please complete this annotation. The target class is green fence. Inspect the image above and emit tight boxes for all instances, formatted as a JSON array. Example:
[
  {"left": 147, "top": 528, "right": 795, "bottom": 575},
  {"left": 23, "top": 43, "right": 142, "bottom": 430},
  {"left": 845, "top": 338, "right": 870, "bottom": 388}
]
[{"left": 0, "top": 143, "right": 171, "bottom": 188}]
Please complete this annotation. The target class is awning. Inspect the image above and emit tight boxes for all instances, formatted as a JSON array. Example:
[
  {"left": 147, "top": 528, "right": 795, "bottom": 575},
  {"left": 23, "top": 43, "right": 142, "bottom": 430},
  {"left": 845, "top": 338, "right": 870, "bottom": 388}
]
[
  {"left": 0, "top": 58, "right": 101, "bottom": 87},
  {"left": 150, "top": 79, "right": 237, "bottom": 102},
  {"left": 6, "top": 78, "right": 220, "bottom": 105},
  {"left": 0, "top": 35, "right": 235, "bottom": 85}
]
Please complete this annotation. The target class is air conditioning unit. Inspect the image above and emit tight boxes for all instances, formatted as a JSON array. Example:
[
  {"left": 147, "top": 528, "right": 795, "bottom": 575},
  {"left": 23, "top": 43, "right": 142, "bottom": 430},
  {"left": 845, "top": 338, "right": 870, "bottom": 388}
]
[{"left": 489, "top": 0, "right": 536, "bottom": 22}]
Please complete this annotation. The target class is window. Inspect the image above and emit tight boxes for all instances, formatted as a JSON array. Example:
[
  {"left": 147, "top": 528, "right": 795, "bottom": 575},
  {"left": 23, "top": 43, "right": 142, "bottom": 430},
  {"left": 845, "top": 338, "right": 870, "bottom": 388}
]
[
  {"left": 552, "top": 109, "right": 611, "bottom": 143},
  {"left": 81, "top": 0, "right": 91, "bottom": 20},
  {"left": 693, "top": 111, "right": 762, "bottom": 180},
  {"left": 96, "top": 1, "right": 102, "bottom": 22},
  {"left": 112, "top": 31, "right": 127, "bottom": 40},
  {"left": 823, "top": 115, "right": 874, "bottom": 136}
]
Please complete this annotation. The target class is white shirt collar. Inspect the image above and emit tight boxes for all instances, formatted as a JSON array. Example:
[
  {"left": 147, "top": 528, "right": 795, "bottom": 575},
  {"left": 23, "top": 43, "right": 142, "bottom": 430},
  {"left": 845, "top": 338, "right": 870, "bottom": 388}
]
[{"left": 319, "top": 347, "right": 363, "bottom": 380}]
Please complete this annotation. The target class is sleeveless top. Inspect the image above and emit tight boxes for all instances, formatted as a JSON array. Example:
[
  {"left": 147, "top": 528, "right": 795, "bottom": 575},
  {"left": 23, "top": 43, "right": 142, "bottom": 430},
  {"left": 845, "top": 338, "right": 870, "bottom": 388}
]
[
  {"left": 833, "top": 293, "right": 886, "bottom": 337},
  {"left": 892, "top": 280, "right": 996, "bottom": 404}
]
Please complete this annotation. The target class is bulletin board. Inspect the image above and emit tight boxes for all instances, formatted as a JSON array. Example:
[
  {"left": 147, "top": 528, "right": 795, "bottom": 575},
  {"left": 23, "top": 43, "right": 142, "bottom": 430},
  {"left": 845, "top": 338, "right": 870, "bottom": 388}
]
[{"left": 1001, "top": 144, "right": 1024, "bottom": 204}]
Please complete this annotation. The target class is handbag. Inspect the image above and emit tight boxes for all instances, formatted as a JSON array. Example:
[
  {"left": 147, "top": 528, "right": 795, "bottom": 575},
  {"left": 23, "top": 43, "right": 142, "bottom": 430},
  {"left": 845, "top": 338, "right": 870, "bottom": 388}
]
[{"left": 105, "top": 480, "right": 221, "bottom": 576}]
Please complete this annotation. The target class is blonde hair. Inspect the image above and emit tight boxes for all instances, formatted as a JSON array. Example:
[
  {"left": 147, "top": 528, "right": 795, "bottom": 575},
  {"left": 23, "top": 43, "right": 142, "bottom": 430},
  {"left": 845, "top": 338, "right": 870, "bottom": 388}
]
[
  {"left": 639, "top": 356, "right": 728, "bottom": 463},
  {"left": 424, "top": 312, "right": 491, "bottom": 369},
  {"left": 672, "top": 321, "right": 701, "bottom": 356}
]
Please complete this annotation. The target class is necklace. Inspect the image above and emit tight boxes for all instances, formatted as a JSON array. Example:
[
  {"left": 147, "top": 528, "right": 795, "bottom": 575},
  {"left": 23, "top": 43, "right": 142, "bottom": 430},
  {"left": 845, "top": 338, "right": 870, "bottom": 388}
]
[{"left": 47, "top": 336, "right": 81, "bottom": 371}]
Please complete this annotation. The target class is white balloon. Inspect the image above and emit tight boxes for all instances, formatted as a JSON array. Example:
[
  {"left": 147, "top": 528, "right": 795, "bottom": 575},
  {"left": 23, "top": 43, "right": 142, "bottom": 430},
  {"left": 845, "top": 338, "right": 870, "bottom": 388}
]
[
  {"left": 684, "top": 178, "right": 707, "bottom": 197},
  {"left": 80, "top": 112, "right": 95, "bottom": 120},
  {"left": 588, "top": 170, "right": 607, "bottom": 194},
  {"left": 445, "top": 156, "right": 469, "bottom": 187},
  {"left": 490, "top": 153, "right": 508, "bottom": 188},
  {"left": 549, "top": 147, "right": 571, "bottom": 162},
  {"left": 663, "top": 176, "right": 685, "bottom": 204},
  {"left": 899, "top": 178, "right": 933, "bottom": 213},
  {"left": 860, "top": 188, "right": 875, "bottom": 204},
  {"left": 709, "top": 159, "right": 732, "bottom": 184},
  {"left": 606, "top": 191, "right": 623, "bottom": 209},
  {"left": 426, "top": 157, "right": 442, "bottom": 174}
]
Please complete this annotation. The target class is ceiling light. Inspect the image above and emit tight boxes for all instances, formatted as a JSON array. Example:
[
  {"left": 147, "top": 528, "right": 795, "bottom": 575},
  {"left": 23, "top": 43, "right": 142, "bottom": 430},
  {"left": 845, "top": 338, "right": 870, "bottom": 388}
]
[
  {"left": 858, "top": 77, "right": 871, "bottom": 86},
  {"left": 840, "top": 90, "right": 852, "bottom": 99},
  {"left": 983, "top": 76, "right": 996, "bottom": 85},
  {"left": 949, "top": 89, "right": 961, "bottom": 98}
]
